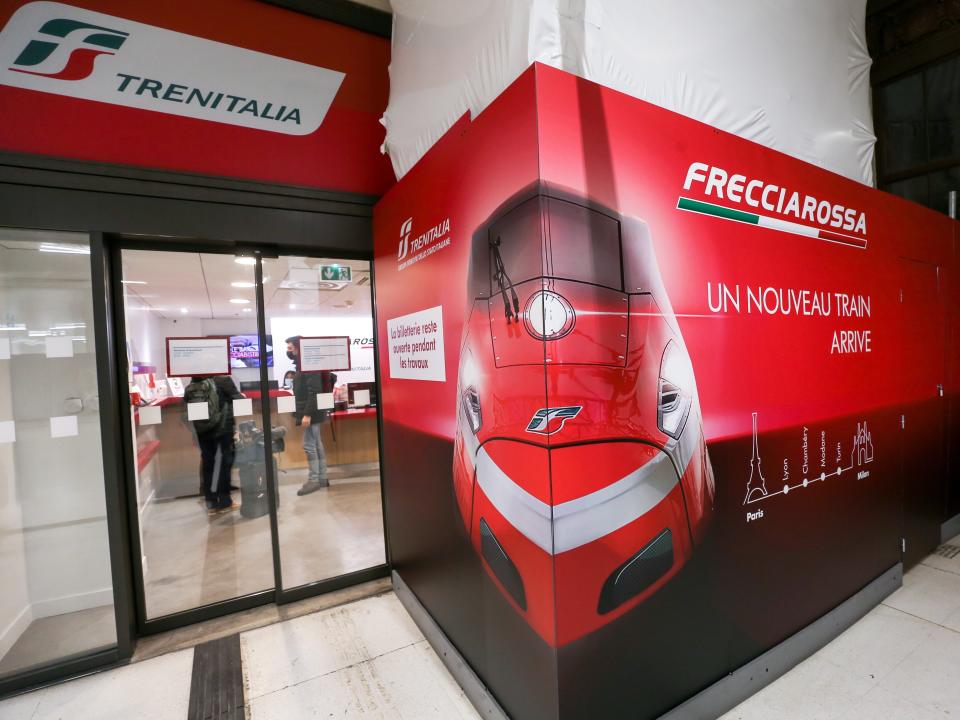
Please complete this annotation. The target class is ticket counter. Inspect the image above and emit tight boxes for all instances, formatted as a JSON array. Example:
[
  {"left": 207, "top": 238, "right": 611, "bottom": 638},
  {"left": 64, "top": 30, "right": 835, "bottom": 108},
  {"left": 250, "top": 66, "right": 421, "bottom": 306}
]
[{"left": 135, "top": 392, "right": 379, "bottom": 503}]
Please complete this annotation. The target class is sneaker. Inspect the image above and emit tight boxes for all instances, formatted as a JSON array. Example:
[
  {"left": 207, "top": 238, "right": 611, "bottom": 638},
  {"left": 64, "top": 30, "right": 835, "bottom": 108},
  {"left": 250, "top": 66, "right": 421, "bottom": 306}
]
[
  {"left": 208, "top": 501, "right": 240, "bottom": 516},
  {"left": 297, "top": 480, "right": 328, "bottom": 496}
]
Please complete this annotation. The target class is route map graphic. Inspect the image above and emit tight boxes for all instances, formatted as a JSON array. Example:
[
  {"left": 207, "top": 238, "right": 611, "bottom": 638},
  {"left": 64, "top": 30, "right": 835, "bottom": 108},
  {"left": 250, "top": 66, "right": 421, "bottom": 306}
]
[{"left": 743, "top": 413, "right": 875, "bottom": 506}]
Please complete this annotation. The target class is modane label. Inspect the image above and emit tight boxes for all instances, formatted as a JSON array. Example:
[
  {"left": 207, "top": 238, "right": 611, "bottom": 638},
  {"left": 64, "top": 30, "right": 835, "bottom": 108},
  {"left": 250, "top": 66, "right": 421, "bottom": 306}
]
[{"left": 0, "top": 1, "right": 344, "bottom": 135}]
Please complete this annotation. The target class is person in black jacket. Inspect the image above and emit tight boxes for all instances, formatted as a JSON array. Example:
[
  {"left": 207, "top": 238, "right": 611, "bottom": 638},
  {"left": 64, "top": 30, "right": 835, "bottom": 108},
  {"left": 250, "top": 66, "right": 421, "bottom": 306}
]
[
  {"left": 185, "top": 374, "right": 242, "bottom": 515},
  {"left": 285, "top": 336, "right": 335, "bottom": 495}
]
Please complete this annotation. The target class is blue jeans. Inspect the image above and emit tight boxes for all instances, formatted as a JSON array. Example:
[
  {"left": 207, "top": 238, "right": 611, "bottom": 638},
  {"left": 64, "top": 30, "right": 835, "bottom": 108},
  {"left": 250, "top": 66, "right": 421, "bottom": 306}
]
[{"left": 302, "top": 421, "right": 328, "bottom": 484}]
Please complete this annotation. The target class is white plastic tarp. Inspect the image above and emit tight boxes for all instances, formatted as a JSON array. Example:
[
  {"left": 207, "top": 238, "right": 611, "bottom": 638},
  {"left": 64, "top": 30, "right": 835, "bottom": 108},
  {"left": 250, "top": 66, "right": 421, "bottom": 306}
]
[{"left": 382, "top": 1, "right": 876, "bottom": 186}]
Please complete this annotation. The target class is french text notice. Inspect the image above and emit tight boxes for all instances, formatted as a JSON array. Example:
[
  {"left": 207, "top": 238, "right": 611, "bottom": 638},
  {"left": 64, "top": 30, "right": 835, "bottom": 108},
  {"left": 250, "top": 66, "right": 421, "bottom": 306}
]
[{"left": 387, "top": 306, "right": 445, "bottom": 381}]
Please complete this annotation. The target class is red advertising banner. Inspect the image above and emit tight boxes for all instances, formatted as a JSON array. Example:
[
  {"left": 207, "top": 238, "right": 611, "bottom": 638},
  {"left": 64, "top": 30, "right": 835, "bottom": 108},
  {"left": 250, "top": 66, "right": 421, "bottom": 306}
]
[
  {"left": 0, "top": 0, "right": 394, "bottom": 194},
  {"left": 373, "top": 64, "right": 959, "bottom": 719}
]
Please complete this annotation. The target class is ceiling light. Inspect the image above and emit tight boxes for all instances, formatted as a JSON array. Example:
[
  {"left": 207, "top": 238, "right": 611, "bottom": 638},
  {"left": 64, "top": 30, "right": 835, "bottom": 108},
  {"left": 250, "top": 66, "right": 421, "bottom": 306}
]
[
  {"left": 38, "top": 243, "right": 90, "bottom": 255},
  {"left": 234, "top": 257, "right": 256, "bottom": 266},
  {"left": 289, "top": 303, "right": 297, "bottom": 310},
  {"left": 121, "top": 280, "right": 147, "bottom": 285},
  {"left": 229, "top": 298, "right": 250, "bottom": 305},
  {"left": 242, "top": 308, "right": 252, "bottom": 313},
  {"left": 180, "top": 308, "right": 188, "bottom": 314},
  {"left": 231, "top": 281, "right": 255, "bottom": 288}
]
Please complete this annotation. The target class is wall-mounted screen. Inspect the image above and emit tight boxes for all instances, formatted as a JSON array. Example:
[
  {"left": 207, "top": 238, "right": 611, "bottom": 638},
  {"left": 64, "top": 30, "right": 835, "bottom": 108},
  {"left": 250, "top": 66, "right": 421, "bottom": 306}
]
[{"left": 229, "top": 334, "right": 273, "bottom": 368}]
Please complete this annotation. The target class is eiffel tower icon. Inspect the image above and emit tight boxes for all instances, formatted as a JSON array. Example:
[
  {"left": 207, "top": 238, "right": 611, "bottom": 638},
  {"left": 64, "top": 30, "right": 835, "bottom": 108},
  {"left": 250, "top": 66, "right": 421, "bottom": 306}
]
[{"left": 744, "top": 412, "right": 769, "bottom": 504}]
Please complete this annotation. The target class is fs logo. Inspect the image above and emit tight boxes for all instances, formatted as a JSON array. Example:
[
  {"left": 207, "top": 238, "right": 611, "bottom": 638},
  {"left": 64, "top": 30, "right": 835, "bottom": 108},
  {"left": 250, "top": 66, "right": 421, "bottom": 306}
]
[
  {"left": 10, "top": 18, "right": 128, "bottom": 81},
  {"left": 525, "top": 406, "right": 582, "bottom": 436},
  {"left": 398, "top": 217, "right": 413, "bottom": 261}
]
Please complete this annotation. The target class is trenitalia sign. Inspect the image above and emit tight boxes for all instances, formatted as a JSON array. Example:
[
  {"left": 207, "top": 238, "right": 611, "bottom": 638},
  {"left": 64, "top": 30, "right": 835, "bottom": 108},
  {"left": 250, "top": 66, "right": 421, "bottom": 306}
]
[{"left": 0, "top": 2, "right": 344, "bottom": 135}]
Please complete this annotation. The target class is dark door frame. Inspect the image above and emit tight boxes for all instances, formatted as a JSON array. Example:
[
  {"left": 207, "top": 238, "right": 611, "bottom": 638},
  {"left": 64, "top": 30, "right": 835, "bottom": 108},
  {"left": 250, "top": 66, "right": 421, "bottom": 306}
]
[
  {"left": 0, "top": 152, "right": 392, "bottom": 696},
  {"left": 109, "top": 239, "right": 390, "bottom": 635}
]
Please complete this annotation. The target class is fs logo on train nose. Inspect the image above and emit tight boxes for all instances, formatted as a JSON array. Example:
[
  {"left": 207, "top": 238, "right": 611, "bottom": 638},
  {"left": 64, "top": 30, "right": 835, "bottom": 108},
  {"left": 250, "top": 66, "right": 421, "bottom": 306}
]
[
  {"left": 10, "top": 18, "right": 128, "bottom": 81},
  {"left": 525, "top": 406, "right": 582, "bottom": 436}
]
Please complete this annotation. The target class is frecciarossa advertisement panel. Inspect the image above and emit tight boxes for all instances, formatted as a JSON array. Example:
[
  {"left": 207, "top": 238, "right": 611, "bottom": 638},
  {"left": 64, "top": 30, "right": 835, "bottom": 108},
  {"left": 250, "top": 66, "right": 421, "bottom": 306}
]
[{"left": 373, "top": 64, "right": 958, "bottom": 720}]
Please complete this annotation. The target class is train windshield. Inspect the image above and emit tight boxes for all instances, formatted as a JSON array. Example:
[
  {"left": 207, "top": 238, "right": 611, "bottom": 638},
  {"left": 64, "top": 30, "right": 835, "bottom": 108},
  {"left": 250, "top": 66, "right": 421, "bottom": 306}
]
[{"left": 487, "top": 196, "right": 623, "bottom": 295}]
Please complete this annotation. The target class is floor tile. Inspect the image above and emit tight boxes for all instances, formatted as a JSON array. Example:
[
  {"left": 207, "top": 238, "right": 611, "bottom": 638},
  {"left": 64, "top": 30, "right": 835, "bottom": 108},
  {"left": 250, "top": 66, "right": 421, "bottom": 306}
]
[
  {"left": 247, "top": 641, "right": 479, "bottom": 720},
  {"left": 815, "top": 604, "right": 935, "bottom": 683},
  {"left": 883, "top": 564, "right": 960, "bottom": 624},
  {"left": 941, "top": 605, "right": 960, "bottom": 634},
  {"left": 718, "top": 654, "right": 875, "bottom": 720},
  {"left": 921, "top": 543, "right": 960, "bottom": 577},
  {"left": 878, "top": 624, "right": 960, "bottom": 717},
  {"left": 368, "top": 641, "right": 480, "bottom": 719},
  {"left": 27, "top": 649, "right": 192, "bottom": 720},
  {"left": 833, "top": 685, "right": 948, "bottom": 720},
  {"left": 241, "top": 592, "right": 422, "bottom": 700},
  {"left": 0, "top": 691, "right": 41, "bottom": 720}
]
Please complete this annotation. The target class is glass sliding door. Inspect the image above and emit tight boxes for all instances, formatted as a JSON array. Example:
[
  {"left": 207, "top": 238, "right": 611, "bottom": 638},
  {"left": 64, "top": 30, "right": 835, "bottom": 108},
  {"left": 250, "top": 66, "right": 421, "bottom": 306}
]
[
  {"left": 119, "top": 249, "right": 275, "bottom": 621},
  {"left": 260, "top": 256, "right": 386, "bottom": 592},
  {"left": 117, "top": 246, "right": 387, "bottom": 626},
  {"left": 0, "top": 229, "right": 117, "bottom": 678}
]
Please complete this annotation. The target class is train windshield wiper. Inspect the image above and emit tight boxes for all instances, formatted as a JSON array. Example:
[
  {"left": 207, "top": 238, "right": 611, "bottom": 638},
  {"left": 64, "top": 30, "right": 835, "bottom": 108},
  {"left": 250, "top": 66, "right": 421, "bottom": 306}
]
[{"left": 491, "top": 235, "right": 520, "bottom": 323}]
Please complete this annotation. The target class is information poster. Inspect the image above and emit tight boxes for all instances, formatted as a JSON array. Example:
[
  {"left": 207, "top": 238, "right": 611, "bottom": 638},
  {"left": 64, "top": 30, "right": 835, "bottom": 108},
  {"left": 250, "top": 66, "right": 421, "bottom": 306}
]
[
  {"left": 386, "top": 305, "right": 445, "bottom": 382},
  {"left": 166, "top": 337, "right": 230, "bottom": 377},
  {"left": 299, "top": 336, "right": 351, "bottom": 373}
]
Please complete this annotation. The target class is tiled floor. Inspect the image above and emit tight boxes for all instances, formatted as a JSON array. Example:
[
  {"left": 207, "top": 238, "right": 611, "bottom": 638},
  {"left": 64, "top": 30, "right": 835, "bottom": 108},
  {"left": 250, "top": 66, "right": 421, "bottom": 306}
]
[
  {"left": 1, "top": 540, "right": 958, "bottom": 719},
  {"left": 721, "top": 537, "right": 960, "bottom": 720},
  {"left": 0, "top": 649, "right": 194, "bottom": 720},
  {"left": 242, "top": 593, "right": 477, "bottom": 719},
  {"left": 141, "top": 465, "right": 386, "bottom": 619}
]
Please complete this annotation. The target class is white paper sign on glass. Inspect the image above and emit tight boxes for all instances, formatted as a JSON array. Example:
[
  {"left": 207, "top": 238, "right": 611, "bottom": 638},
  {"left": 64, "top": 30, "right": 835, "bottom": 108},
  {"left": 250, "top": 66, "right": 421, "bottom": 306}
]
[
  {"left": 167, "top": 337, "right": 229, "bottom": 377},
  {"left": 0, "top": 337, "right": 10, "bottom": 360},
  {"left": 168, "top": 377, "right": 185, "bottom": 397},
  {"left": 353, "top": 389, "right": 371, "bottom": 406},
  {"left": 139, "top": 405, "right": 162, "bottom": 426},
  {"left": 387, "top": 305, "right": 446, "bottom": 382},
  {"left": 277, "top": 395, "right": 297, "bottom": 414},
  {"left": 316, "top": 392, "right": 335, "bottom": 410},
  {"left": 233, "top": 398, "right": 253, "bottom": 417},
  {"left": 45, "top": 336, "right": 74, "bottom": 358},
  {"left": 0, "top": 420, "right": 15, "bottom": 443},
  {"left": 186, "top": 402, "right": 209, "bottom": 421},
  {"left": 299, "top": 336, "right": 350, "bottom": 372},
  {"left": 50, "top": 415, "right": 79, "bottom": 438}
]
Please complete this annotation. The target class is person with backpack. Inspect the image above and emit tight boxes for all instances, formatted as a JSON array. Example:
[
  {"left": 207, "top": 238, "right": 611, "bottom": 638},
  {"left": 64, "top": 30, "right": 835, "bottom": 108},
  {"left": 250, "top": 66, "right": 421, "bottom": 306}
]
[
  {"left": 285, "top": 336, "right": 336, "bottom": 496},
  {"left": 184, "top": 374, "right": 243, "bottom": 515}
]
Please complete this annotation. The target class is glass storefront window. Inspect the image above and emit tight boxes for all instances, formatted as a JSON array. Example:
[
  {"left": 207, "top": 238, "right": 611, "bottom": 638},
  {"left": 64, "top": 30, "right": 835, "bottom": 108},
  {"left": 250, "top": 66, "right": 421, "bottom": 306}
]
[{"left": 0, "top": 229, "right": 116, "bottom": 678}]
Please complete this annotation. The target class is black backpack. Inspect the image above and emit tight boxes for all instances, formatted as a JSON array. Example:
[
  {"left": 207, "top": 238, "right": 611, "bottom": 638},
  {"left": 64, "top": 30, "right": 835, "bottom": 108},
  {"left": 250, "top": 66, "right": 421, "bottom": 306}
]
[{"left": 184, "top": 378, "right": 224, "bottom": 434}]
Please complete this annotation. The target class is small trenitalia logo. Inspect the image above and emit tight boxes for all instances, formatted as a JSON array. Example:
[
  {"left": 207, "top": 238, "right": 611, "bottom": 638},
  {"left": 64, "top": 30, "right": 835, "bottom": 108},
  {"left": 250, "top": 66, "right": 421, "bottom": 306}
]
[
  {"left": 398, "top": 218, "right": 413, "bottom": 261},
  {"left": 525, "top": 406, "right": 582, "bottom": 436},
  {"left": 10, "top": 18, "right": 128, "bottom": 81}
]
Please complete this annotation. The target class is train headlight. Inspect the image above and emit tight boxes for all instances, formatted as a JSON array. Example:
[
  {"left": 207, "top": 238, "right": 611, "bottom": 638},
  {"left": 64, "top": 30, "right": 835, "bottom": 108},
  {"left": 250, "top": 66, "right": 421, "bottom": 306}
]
[
  {"left": 461, "top": 386, "right": 482, "bottom": 434},
  {"left": 524, "top": 290, "right": 575, "bottom": 340},
  {"left": 658, "top": 341, "right": 693, "bottom": 439}
]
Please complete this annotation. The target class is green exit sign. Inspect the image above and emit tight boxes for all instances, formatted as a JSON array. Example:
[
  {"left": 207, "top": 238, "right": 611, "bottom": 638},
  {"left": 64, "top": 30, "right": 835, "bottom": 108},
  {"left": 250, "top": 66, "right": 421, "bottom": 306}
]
[{"left": 320, "top": 265, "right": 351, "bottom": 282}]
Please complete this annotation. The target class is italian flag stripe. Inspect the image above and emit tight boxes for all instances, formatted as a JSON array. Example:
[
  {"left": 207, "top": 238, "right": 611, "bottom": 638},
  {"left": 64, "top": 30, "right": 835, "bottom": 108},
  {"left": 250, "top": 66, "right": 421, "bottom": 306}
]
[{"left": 677, "top": 197, "right": 867, "bottom": 249}]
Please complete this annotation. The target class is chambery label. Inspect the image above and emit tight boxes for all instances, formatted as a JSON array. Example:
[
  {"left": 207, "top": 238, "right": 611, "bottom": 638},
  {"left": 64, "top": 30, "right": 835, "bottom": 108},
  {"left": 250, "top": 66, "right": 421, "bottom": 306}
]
[{"left": 0, "top": 1, "right": 344, "bottom": 135}]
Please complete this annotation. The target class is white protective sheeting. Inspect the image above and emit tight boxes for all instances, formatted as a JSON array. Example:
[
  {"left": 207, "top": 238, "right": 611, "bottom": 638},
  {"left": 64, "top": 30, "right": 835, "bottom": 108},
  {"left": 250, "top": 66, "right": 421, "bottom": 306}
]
[{"left": 383, "top": 1, "right": 876, "bottom": 185}]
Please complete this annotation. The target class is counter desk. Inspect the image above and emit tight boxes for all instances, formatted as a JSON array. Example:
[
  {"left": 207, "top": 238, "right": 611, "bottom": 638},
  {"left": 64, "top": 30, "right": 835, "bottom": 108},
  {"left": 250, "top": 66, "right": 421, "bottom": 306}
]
[{"left": 134, "top": 390, "right": 380, "bottom": 500}]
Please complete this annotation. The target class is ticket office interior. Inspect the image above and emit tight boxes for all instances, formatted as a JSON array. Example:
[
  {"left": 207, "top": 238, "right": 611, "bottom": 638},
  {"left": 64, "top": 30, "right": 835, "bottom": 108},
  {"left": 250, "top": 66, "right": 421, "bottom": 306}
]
[{"left": 0, "top": 222, "right": 387, "bottom": 691}]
